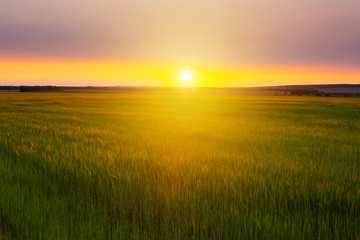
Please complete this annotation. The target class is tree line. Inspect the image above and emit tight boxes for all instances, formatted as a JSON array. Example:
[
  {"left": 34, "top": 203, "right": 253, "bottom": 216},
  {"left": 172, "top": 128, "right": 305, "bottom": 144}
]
[{"left": 19, "top": 86, "right": 62, "bottom": 92}]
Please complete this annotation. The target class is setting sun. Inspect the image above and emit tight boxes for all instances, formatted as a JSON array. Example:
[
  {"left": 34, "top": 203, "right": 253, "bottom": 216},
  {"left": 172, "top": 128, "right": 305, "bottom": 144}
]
[{"left": 179, "top": 71, "right": 194, "bottom": 81}]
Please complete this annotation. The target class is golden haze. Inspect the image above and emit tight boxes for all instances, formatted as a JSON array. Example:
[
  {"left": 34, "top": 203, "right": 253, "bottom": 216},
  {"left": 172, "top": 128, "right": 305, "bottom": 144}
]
[{"left": 1, "top": 57, "right": 359, "bottom": 87}]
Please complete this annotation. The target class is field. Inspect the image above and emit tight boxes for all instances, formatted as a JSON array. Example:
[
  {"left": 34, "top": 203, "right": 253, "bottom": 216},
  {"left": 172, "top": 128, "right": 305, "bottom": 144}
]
[{"left": 0, "top": 91, "right": 359, "bottom": 239}]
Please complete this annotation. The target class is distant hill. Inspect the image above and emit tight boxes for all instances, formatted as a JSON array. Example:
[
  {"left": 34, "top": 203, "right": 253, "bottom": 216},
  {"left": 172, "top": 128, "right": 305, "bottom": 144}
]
[{"left": 243, "top": 84, "right": 360, "bottom": 96}]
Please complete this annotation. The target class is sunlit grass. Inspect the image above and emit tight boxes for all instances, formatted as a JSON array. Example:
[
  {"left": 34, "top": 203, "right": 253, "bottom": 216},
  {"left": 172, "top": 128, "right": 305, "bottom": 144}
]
[{"left": 0, "top": 91, "right": 359, "bottom": 239}]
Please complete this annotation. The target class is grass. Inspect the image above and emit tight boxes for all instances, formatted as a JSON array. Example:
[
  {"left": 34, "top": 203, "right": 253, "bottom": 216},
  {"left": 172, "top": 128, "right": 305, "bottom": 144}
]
[{"left": 0, "top": 91, "right": 359, "bottom": 239}]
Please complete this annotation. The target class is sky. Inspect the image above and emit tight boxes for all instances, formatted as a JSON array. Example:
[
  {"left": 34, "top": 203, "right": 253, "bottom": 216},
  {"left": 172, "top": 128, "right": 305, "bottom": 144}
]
[{"left": 0, "top": 0, "right": 359, "bottom": 87}]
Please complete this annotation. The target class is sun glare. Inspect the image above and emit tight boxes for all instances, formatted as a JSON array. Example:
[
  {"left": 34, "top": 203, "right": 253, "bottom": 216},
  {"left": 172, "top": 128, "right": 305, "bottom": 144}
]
[{"left": 179, "top": 71, "right": 194, "bottom": 81}]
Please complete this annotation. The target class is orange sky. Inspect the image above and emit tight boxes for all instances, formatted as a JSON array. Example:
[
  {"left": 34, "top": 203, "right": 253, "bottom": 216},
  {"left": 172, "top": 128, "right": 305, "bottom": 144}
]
[
  {"left": 1, "top": 0, "right": 360, "bottom": 87},
  {"left": 1, "top": 57, "right": 359, "bottom": 87}
]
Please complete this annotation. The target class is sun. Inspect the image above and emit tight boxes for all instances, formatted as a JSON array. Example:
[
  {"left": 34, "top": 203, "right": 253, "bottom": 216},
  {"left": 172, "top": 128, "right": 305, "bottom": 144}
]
[{"left": 179, "top": 71, "right": 194, "bottom": 81}]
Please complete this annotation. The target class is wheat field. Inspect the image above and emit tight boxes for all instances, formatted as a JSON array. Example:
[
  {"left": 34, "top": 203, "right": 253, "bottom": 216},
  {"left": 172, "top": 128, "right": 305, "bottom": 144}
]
[{"left": 0, "top": 91, "right": 359, "bottom": 239}]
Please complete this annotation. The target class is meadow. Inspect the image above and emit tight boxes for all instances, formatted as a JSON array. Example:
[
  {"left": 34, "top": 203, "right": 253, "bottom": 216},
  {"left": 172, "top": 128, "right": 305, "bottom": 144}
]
[{"left": 0, "top": 90, "right": 359, "bottom": 239}]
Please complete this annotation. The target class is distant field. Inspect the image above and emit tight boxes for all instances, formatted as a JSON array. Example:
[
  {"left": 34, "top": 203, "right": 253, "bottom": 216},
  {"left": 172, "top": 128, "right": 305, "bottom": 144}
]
[{"left": 0, "top": 92, "right": 359, "bottom": 239}]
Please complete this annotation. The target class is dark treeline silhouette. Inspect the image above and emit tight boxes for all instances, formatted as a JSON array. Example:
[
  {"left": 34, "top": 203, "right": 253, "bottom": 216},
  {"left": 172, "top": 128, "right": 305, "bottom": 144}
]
[
  {"left": 0, "top": 86, "right": 18, "bottom": 90},
  {"left": 243, "top": 85, "right": 360, "bottom": 97},
  {"left": 0, "top": 84, "right": 359, "bottom": 97},
  {"left": 288, "top": 88, "right": 323, "bottom": 96},
  {"left": 64, "top": 86, "right": 153, "bottom": 91},
  {"left": 242, "top": 86, "right": 325, "bottom": 96},
  {"left": 19, "top": 86, "right": 62, "bottom": 92}
]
